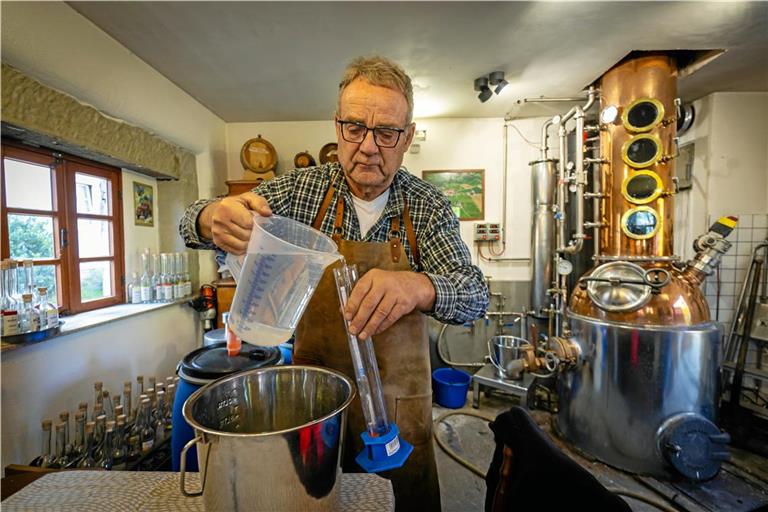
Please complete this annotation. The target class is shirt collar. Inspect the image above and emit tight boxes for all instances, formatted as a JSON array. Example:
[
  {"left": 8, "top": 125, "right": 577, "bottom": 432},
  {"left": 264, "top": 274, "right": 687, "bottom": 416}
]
[{"left": 333, "top": 163, "right": 407, "bottom": 219}]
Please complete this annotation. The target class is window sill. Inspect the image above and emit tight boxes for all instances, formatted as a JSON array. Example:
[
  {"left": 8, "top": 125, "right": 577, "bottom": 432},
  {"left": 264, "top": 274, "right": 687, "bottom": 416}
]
[{"left": 1, "top": 299, "right": 194, "bottom": 354}]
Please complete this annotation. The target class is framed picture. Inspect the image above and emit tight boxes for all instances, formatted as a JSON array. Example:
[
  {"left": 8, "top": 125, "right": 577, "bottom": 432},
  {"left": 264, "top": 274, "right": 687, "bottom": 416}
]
[
  {"left": 422, "top": 169, "right": 484, "bottom": 221},
  {"left": 133, "top": 182, "right": 154, "bottom": 226},
  {"left": 677, "top": 142, "right": 695, "bottom": 191}
]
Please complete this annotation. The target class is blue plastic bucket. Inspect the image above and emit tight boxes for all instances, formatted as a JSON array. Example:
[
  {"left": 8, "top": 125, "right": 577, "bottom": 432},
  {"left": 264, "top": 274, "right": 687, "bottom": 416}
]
[{"left": 432, "top": 368, "right": 471, "bottom": 408}]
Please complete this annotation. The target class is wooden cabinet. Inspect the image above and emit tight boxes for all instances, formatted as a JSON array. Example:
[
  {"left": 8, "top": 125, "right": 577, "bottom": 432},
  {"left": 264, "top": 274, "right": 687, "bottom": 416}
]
[
  {"left": 226, "top": 176, "right": 273, "bottom": 197},
  {"left": 213, "top": 277, "right": 235, "bottom": 329}
]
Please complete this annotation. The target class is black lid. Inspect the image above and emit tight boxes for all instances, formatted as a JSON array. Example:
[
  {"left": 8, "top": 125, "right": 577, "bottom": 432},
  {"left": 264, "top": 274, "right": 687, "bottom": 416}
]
[{"left": 179, "top": 342, "right": 282, "bottom": 381}]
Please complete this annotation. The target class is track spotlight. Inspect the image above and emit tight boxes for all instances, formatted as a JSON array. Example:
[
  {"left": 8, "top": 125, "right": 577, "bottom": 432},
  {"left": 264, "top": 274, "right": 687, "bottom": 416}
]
[
  {"left": 478, "top": 86, "right": 493, "bottom": 103},
  {"left": 489, "top": 71, "right": 508, "bottom": 95}
]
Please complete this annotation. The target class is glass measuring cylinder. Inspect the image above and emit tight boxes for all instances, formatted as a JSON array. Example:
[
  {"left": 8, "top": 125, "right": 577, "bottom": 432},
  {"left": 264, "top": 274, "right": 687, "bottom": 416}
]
[
  {"left": 226, "top": 214, "right": 341, "bottom": 346},
  {"left": 333, "top": 264, "right": 390, "bottom": 437}
]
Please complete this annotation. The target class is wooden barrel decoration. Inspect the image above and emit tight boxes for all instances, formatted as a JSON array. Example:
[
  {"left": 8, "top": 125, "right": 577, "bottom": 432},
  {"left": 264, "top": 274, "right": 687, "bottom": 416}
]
[
  {"left": 240, "top": 135, "right": 278, "bottom": 174},
  {"left": 293, "top": 150, "right": 317, "bottom": 169},
  {"left": 319, "top": 142, "right": 339, "bottom": 164}
]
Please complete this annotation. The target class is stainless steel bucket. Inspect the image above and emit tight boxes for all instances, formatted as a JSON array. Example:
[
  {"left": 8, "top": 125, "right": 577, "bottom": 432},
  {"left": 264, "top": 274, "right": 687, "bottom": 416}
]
[
  {"left": 180, "top": 365, "right": 356, "bottom": 511},
  {"left": 488, "top": 335, "right": 530, "bottom": 380}
]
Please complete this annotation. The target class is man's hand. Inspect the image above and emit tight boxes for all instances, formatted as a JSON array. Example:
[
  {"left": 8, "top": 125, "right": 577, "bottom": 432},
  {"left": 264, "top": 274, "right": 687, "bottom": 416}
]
[
  {"left": 198, "top": 192, "right": 272, "bottom": 254},
  {"left": 344, "top": 269, "right": 436, "bottom": 339}
]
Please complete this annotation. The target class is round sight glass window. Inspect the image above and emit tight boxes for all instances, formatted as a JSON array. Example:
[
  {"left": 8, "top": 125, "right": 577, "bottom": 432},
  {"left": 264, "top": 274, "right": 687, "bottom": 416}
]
[
  {"left": 622, "top": 135, "right": 662, "bottom": 168},
  {"left": 622, "top": 207, "right": 660, "bottom": 239},
  {"left": 623, "top": 98, "right": 664, "bottom": 132},
  {"left": 623, "top": 171, "right": 662, "bottom": 204}
]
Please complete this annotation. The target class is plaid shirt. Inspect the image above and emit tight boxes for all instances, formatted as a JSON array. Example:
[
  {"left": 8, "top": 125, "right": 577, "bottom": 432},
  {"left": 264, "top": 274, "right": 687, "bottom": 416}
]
[{"left": 179, "top": 162, "right": 488, "bottom": 324}]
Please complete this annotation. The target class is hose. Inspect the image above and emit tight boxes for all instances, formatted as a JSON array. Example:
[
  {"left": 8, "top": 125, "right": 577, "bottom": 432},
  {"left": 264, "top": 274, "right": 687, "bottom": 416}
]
[
  {"left": 433, "top": 410, "right": 495, "bottom": 478},
  {"left": 433, "top": 412, "right": 682, "bottom": 512},
  {"left": 436, "top": 324, "right": 486, "bottom": 368}
]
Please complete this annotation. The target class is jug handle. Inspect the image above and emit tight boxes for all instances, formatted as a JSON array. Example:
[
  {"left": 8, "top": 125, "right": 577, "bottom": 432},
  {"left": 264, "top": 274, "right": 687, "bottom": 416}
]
[
  {"left": 180, "top": 435, "right": 205, "bottom": 497},
  {"left": 487, "top": 338, "right": 505, "bottom": 374}
]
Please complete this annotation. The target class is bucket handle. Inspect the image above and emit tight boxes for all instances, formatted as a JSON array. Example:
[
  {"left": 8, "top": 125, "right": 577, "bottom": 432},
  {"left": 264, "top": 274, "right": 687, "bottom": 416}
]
[
  {"left": 180, "top": 435, "right": 206, "bottom": 497},
  {"left": 487, "top": 338, "right": 505, "bottom": 374}
]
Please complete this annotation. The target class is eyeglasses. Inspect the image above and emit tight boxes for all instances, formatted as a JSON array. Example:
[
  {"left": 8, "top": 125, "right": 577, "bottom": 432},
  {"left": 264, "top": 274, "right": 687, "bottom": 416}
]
[{"left": 337, "top": 120, "right": 405, "bottom": 148}]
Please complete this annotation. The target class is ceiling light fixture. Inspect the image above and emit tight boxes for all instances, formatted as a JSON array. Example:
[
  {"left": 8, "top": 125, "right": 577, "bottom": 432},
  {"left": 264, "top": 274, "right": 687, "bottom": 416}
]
[
  {"left": 489, "top": 71, "right": 508, "bottom": 95},
  {"left": 474, "top": 71, "right": 508, "bottom": 103},
  {"left": 474, "top": 77, "right": 492, "bottom": 103}
]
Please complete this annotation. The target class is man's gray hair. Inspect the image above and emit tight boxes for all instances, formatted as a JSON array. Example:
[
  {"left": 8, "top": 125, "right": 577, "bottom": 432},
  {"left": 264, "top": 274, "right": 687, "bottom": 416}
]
[{"left": 337, "top": 56, "right": 414, "bottom": 124}]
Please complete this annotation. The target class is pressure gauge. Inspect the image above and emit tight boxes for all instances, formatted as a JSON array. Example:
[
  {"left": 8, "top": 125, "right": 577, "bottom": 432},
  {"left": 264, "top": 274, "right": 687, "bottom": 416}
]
[
  {"left": 600, "top": 105, "right": 619, "bottom": 125},
  {"left": 557, "top": 259, "right": 573, "bottom": 276}
]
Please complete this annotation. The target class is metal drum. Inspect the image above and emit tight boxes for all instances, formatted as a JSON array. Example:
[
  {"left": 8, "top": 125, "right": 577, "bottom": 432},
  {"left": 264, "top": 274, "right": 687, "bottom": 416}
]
[
  {"left": 181, "top": 365, "right": 355, "bottom": 512},
  {"left": 557, "top": 313, "right": 727, "bottom": 478}
]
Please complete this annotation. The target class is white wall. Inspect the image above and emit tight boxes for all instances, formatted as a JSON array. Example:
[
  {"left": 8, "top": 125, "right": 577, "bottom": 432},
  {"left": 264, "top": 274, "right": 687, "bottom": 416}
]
[
  {"left": 1, "top": 305, "right": 200, "bottom": 469},
  {"left": 1, "top": 1, "right": 229, "bottom": 284},
  {"left": 226, "top": 117, "right": 549, "bottom": 281},
  {"left": 676, "top": 92, "right": 768, "bottom": 258}
]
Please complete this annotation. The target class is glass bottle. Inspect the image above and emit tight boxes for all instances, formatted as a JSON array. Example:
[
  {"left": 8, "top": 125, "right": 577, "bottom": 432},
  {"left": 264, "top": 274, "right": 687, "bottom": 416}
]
[
  {"left": 19, "top": 293, "right": 40, "bottom": 333},
  {"left": 136, "top": 375, "right": 145, "bottom": 397},
  {"left": 30, "top": 420, "right": 55, "bottom": 467},
  {"left": 151, "top": 254, "right": 161, "bottom": 303},
  {"left": 128, "top": 272, "right": 140, "bottom": 304},
  {"left": 1, "top": 260, "right": 20, "bottom": 336},
  {"left": 9, "top": 260, "right": 23, "bottom": 304},
  {"left": 103, "top": 390, "right": 115, "bottom": 421},
  {"left": 48, "top": 423, "right": 69, "bottom": 469},
  {"left": 21, "top": 260, "right": 39, "bottom": 303},
  {"left": 148, "top": 376, "right": 156, "bottom": 391},
  {"left": 94, "top": 381, "right": 104, "bottom": 410},
  {"left": 126, "top": 435, "right": 141, "bottom": 465},
  {"left": 153, "top": 390, "right": 168, "bottom": 441},
  {"left": 112, "top": 415, "right": 128, "bottom": 470},
  {"left": 93, "top": 414, "right": 107, "bottom": 462},
  {"left": 181, "top": 252, "right": 192, "bottom": 297},
  {"left": 160, "top": 254, "right": 173, "bottom": 302},
  {"left": 98, "top": 421, "right": 115, "bottom": 470},
  {"left": 139, "top": 253, "right": 152, "bottom": 304},
  {"left": 78, "top": 401, "right": 88, "bottom": 419},
  {"left": 92, "top": 403, "right": 104, "bottom": 424},
  {"left": 171, "top": 253, "right": 180, "bottom": 299},
  {"left": 59, "top": 411, "right": 71, "bottom": 456},
  {"left": 138, "top": 397, "right": 155, "bottom": 454},
  {"left": 72, "top": 411, "right": 87, "bottom": 459},
  {"left": 123, "top": 381, "right": 133, "bottom": 423},
  {"left": 36, "top": 287, "right": 58, "bottom": 329},
  {"left": 78, "top": 421, "right": 97, "bottom": 468},
  {"left": 112, "top": 394, "right": 121, "bottom": 414},
  {"left": 166, "top": 383, "right": 176, "bottom": 425}
]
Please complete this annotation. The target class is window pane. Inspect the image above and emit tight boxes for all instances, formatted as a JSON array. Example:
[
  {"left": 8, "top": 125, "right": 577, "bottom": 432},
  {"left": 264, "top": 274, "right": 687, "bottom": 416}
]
[
  {"left": 3, "top": 158, "right": 53, "bottom": 210},
  {"left": 33, "top": 265, "right": 58, "bottom": 306},
  {"left": 80, "top": 261, "right": 113, "bottom": 302},
  {"left": 8, "top": 214, "right": 55, "bottom": 259},
  {"left": 77, "top": 219, "right": 112, "bottom": 258},
  {"left": 75, "top": 173, "right": 110, "bottom": 215}
]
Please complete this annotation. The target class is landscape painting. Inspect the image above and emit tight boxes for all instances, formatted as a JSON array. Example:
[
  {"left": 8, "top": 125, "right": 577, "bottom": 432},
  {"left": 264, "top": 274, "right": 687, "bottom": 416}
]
[{"left": 422, "top": 169, "right": 484, "bottom": 221}]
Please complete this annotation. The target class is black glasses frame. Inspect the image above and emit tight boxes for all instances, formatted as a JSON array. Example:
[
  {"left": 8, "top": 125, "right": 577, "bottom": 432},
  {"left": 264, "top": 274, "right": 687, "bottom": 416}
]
[{"left": 336, "top": 120, "right": 405, "bottom": 148}]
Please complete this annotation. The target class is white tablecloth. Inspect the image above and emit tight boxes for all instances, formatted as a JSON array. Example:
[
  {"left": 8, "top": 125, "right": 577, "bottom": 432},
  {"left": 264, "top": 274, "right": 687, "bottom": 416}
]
[{"left": 2, "top": 470, "right": 394, "bottom": 512}]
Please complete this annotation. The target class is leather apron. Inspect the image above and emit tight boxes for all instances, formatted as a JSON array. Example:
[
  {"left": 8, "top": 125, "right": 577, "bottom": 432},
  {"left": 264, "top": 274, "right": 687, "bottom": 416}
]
[{"left": 294, "top": 183, "right": 441, "bottom": 512}]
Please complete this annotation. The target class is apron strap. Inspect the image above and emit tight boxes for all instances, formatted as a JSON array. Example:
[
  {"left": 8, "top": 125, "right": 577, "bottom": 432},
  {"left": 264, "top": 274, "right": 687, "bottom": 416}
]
[
  {"left": 312, "top": 183, "right": 337, "bottom": 231},
  {"left": 389, "top": 216, "right": 402, "bottom": 264},
  {"left": 402, "top": 199, "right": 421, "bottom": 268},
  {"left": 333, "top": 197, "right": 345, "bottom": 243}
]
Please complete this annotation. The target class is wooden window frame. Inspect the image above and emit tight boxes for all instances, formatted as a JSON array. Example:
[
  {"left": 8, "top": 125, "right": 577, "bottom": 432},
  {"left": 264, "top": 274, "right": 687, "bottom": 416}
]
[{"left": 1, "top": 141, "right": 125, "bottom": 314}]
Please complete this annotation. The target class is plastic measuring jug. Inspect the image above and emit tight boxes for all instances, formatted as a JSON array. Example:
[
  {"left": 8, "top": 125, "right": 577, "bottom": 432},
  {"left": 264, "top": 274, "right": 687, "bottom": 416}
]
[{"left": 226, "top": 213, "right": 341, "bottom": 346}]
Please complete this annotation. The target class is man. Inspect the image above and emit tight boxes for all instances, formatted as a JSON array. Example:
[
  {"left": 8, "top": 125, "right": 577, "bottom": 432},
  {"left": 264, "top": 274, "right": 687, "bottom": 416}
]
[{"left": 180, "top": 56, "right": 488, "bottom": 511}]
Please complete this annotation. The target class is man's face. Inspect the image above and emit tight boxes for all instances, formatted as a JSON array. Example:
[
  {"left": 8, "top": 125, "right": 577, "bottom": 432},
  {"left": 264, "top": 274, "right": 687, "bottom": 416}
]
[{"left": 335, "top": 78, "right": 414, "bottom": 200}]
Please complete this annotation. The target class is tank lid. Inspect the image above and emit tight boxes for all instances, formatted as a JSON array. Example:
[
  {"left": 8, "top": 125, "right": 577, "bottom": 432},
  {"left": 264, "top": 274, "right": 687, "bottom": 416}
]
[
  {"left": 586, "top": 261, "right": 651, "bottom": 312},
  {"left": 657, "top": 413, "right": 730, "bottom": 481},
  {"left": 179, "top": 342, "right": 281, "bottom": 381}
]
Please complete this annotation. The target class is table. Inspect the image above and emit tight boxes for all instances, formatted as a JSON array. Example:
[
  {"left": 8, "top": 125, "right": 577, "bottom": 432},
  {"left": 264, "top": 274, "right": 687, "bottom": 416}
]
[{"left": 1, "top": 471, "right": 394, "bottom": 512}]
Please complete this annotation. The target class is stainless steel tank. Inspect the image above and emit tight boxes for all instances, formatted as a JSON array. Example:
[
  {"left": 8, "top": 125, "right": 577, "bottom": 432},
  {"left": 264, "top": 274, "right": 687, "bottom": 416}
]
[
  {"left": 557, "top": 314, "right": 727, "bottom": 478},
  {"left": 530, "top": 159, "right": 557, "bottom": 318}
]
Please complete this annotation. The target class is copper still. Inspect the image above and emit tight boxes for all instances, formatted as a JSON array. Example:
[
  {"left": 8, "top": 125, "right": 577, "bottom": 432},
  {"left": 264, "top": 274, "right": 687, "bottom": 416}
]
[{"left": 527, "top": 53, "right": 736, "bottom": 480}]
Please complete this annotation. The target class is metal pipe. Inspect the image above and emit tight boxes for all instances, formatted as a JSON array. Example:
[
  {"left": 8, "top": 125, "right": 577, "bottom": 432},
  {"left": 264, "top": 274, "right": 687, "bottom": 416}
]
[
  {"left": 518, "top": 97, "right": 586, "bottom": 104},
  {"left": 540, "top": 118, "right": 553, "bottom": 160},
  {"left": 501, "top": 123, "right": 509, "bottom": 252}
]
